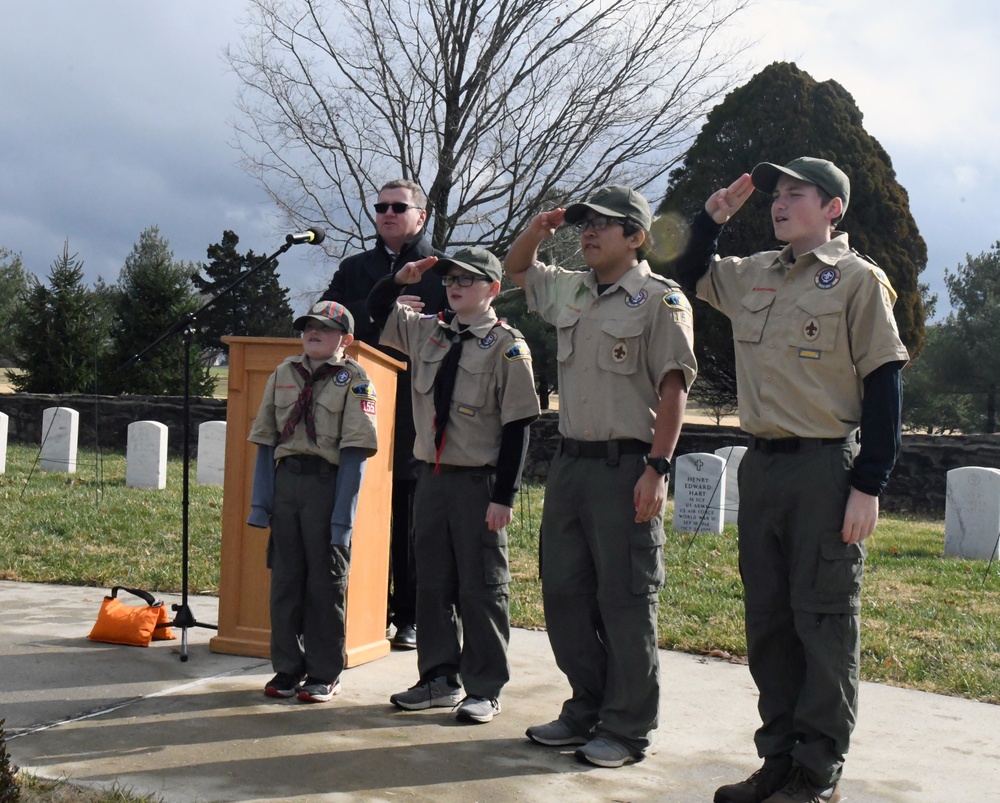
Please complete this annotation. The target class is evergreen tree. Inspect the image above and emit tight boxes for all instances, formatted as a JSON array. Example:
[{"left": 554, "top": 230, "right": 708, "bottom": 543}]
[
  {"left": 0, "top": 248, "right": 29, "bottom": 367},
  {"left": 6, "top": 242, "right": 108, "bottom": 394},
  {"left": 190, "top": 230, "right": 294, "bottom": 353},
  {"left": 657, "top": 62, "right": 927, "bottom": 411},
  {"left": 106, "top": 227, "right": 215, "bottom": 396}
]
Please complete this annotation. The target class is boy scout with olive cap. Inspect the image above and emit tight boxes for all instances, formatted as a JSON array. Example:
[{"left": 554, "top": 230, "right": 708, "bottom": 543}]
[
  {"left": 368, "top": 246, "right": 540, "bottom": 724},
  {"left": 505, "top": 186, "right": 697, "bottom": 768},
  {"left": 675, "top": 158, "right": 909, "bottom": 803},
  {"left": 247, "top": 300, "right": 379, "bottom": 704}
]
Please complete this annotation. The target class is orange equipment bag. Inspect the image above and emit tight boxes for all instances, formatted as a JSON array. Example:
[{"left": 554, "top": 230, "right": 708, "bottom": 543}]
[{"left": 87, "top": 586, "right": 177, "bottom": 647}]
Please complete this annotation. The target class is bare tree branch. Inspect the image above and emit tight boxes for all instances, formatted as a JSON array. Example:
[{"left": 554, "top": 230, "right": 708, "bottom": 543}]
[{"left": 228, "top": 0, "right": 751, "bottom": 260}]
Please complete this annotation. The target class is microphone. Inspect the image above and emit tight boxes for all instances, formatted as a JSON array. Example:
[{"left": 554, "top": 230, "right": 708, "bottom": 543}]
[{"left": 286, "top": 227, "right": 327, "bottom": 245}]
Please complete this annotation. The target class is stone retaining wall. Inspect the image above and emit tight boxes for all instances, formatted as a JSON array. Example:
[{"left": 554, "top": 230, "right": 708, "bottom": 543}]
[{"left": 1, "top": 395, "right": 994, "bottom": 514}]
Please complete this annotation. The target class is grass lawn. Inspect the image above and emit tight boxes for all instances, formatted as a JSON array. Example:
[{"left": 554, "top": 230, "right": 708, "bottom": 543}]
[{"left": 1, "top": 444, "right": 998, "bottom": 704}]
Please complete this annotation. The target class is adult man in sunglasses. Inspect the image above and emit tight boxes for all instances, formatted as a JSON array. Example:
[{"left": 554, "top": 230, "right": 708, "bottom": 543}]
[{"left": 321, "top": 179, "right": 447, "bottom": 650}]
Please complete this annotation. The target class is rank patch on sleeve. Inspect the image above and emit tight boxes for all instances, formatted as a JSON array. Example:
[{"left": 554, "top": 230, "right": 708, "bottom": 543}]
[
  {"left": 662, "top": 292, "right": 691, "bottom": 313},
  {"left": 504, "top": 341, "right": 531, "bottom": 361}
]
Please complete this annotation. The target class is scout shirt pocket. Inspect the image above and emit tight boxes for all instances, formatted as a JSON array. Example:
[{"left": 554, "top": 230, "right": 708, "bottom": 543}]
[
  {"left": 312, "top": 384, "right": 347, "bottom": 453},
  {"left": 554, "top": 306, "right": 581, "bottom": 364},
  {"left": 596, "top": 318, "right": 643, "bottom": 376},
  {"left": 412, "top": 334, "right": 450, "bottom": 397},
  {"left": 791, "top": 292, "right": 843, "bottom": 354},
  {"left": 733, "top": 290, "right": 776, "bottom": 344}
]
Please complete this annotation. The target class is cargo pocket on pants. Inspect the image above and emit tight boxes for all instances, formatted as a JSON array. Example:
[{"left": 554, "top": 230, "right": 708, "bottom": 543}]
[
  {"left": 814, "top": 539, "right": 865, "bottom": 600},
  {"left": 630, "top": 526, "right": 666, "bottom": 595},
  {"left": 482, "top": 528, "right": 511, "bottom": 587}
]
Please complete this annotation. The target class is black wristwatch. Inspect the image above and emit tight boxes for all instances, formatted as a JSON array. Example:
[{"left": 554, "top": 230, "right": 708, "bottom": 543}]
[{"left": 645, "top": 455, "right": 671, "bottom": 476}]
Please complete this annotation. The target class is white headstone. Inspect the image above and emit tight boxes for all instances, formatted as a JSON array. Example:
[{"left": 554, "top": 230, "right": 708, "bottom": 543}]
[
  {"left": 945, "top": 467, "right": 1000, "bottom": 561},
  {"left": 714, "top": 445, "right": 747, "bottom": 525},
  {"left": 672, "top": 452, "right": 725, "bottom": 534},
  {"left": 196, "top": 420, "right": 227, "bottom": 486},
  {"left": 40, "top": 406, "right": 78, "bottom": 474},
  {"left": 126, "top": 420, "right": 168, "bottom": 490},
  {"left": 0, "top": 411, "right": 7, "bottom": 474}
]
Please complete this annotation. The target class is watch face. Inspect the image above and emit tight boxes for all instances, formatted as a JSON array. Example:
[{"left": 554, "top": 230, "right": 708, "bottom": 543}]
[{"left": 647, "top": 456, "right": 669, "bottom": 475}]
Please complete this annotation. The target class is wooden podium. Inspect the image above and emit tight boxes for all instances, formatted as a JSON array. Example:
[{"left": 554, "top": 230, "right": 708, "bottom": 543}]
[{"left": 209, "top": 336, "right": 404, "bottom": 667}]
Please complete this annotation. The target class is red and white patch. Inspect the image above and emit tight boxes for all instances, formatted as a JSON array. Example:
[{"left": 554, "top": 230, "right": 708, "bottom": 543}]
[{"left": 360, "top": 399, "right": 377, "bottom": 415}]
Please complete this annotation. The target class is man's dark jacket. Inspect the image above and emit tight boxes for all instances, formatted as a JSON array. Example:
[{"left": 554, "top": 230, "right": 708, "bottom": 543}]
[{"left": 319, "top": 231, "right": 447, "bottom": 478}]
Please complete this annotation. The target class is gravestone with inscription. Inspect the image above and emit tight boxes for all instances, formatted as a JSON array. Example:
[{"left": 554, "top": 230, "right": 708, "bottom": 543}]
[
  {"left": 944, "top": 467, "right": 1000, "bottom": 560},
  {"left": 672, "top": 452, "right": 725, "bottom": 534},
  {"left": 196, "top": 420, "right": 227, "bottom": 486},
  {"left": 714, "top": 445, "right": 746, "bottom": 525},
  {"left": 0, "top": 411, "right": 7, "bottom": 474},
  {"left": 126, "top": 420, "right": 168, "bottom": 490},
  {"left": 40, "top": 406, "right": 78, "bottom": 473}
]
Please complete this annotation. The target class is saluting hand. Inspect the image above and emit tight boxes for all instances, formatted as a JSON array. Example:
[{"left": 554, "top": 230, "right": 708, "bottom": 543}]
[
  {"left": 394, "top": 256, "right": 438, "bottom": 285},
  {"left": 531, "top": 209, "right": 566, "bottom": 240},
  {"left": 705, "top": 173, "right": 755, "bottom": 225}
]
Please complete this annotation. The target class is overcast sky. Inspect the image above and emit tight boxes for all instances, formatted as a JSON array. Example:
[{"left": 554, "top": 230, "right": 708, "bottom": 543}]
[{"left": 2, "top": 0, "right": 996, "bottom": 320}]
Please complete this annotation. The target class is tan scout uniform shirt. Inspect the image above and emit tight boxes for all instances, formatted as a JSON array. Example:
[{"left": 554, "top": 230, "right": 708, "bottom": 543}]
[
  {"left": 525, "top": 260, "right": 697, "bottom": 442},
  {"left": 696, "top": 232, "right": 910, "bottom": 440},
  {"left": 248, "top": 354, "right": 378, "bottom": 462},
  {"left": 380, "top": 306, "right": 540, "bottom": 467}
]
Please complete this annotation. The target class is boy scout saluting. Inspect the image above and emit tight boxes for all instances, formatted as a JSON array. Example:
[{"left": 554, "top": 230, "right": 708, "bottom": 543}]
[
  {"left": 368, "top": 247, "right": 540, "bottom": 724},
  {"left": 675, "top": 158, "right": 909, "bottom": 803},
  {"left": 247, "top": 300, "right": 378, "bottom": 704},
  {"left": 504, "top": 186, "right": 697, "bottom": 768}
]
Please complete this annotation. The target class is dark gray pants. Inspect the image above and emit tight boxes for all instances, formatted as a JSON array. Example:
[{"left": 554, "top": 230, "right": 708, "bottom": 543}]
[
  {"left": 268, "top": 462, "right": 350, "bottom": 683},
  {"left": 738, "top": 443, "right": 863, "bottom": 786},
  {"left": 412, "top": 466, "right": 511, "bottom": 699},
  {"left": 539, "top": 450, "right": 664, "bottom": 753}
]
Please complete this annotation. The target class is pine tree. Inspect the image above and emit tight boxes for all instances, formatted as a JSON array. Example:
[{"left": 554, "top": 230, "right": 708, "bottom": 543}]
[
  {"left": 106, "top": 227, "right": 215, "bottom": 396},
  {"left": 7, "top": 242, "right": 108, "bottom": 394},
  {"left": 190, "top": 230, "right": 294, "bottom": 353},
  {"left": 0, "top": 248, "right": 29, "bottom": 367},
  {"left": 657, "top": 62, "right": 927, "bottom": 411}
]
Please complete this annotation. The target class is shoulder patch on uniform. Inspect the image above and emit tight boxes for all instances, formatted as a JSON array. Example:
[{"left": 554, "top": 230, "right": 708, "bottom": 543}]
[
  {"left": 504, "top": 340, "right": 531, "bottom": 361},
  {"left": 662, "top": 292, "right": 692, "bottom": 313},
  {"left": 351, "top": 381, "right": 377, "bottom": 401},
  {"left": 334, "top": 368, "right": 352, "bottom": 386},
  {"left": 625, "top": 289, "right": 648, "bottom": 308},
  {"left": 868, "top": 265, "right": 898, "bottom": 301},
  {"left": 479, "top": 331, "right": 498, "bottom": 349}
]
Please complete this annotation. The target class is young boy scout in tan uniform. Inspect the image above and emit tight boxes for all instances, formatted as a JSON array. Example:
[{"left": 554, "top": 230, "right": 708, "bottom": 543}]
[
  {"left": 247, "top": 300, "right": 378, "bottom": 703},
  {"left": 675, "top": 158, "right": 910, "bottom": 803},
  {"left": 368, "top": 247, "right": 540, "bottom": 724},
  {"left": 505, "top": 186, "right": 697, "bottom": 768}
]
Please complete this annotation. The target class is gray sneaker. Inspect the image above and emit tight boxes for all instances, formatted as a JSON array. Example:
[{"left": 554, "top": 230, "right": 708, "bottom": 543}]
[
  {"left": 574, "top": 736, "right": 642, "bottom": 768},
  {"left": 390, "top": 676, "right": 462, "bottom": 710},
  {"left": 526, "top": 719, "right": 590, "bottom": 746},
  {"left": 455, "top": 696, "right": 500, "bottom": 723}
]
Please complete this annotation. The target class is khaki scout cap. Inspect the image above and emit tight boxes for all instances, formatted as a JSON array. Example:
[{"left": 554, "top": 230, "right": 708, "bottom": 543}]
[
  {"left": 563, "top": 185, "right": 653, "bottom": 231},
  {"left": 293, "top": 300, "right": 355, "bottom": 335},
  {"left": 751, "top": 157, "right": 851, "bottom": 217},
  {"left": 432, "top": 247, "right": 503, "bottom": 283}
]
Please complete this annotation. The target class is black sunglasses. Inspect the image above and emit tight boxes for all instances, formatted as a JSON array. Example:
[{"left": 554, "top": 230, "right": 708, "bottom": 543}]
[{"left": 374, "top": 202, "right": 422, "bottom": 214}]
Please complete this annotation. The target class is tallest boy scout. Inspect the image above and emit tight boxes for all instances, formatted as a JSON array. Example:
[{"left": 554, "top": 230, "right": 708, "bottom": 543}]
[
  {"left": 676, "top": 158, "right": 909, "bottom": 803},
  {"left": 505, "top": 186, "right": 696, "bottom": 768}
]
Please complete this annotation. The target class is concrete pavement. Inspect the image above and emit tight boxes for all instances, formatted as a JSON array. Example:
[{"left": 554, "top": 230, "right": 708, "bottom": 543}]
[{"left": 2, "top": 580, "right": 999, "bottom": 802}]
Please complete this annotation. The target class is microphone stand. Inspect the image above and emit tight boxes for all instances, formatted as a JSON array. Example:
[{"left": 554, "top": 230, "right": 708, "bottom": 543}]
[{"left": 123, "top": 238, "right": 298, "bottom": 661}]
